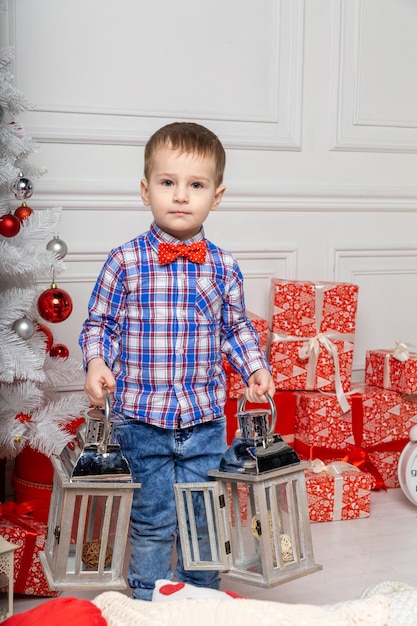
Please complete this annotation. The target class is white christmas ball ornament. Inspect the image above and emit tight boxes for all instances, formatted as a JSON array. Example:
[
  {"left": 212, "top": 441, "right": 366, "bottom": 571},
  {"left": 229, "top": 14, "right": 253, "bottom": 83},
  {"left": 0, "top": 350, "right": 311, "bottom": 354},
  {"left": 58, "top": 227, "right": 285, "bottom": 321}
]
[
  {"left": 47, "top": 235, "right": 68, "bottom": 259},
  {"left": 12, "top": 317, "right": 36, "bottom": 340}
]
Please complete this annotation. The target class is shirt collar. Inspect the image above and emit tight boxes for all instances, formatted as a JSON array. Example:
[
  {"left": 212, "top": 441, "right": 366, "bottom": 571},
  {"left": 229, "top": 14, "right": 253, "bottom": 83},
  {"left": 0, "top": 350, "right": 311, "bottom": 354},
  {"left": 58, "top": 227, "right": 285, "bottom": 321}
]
[{"left": 148, "top": 222, "right": 206, "bottom": 250}]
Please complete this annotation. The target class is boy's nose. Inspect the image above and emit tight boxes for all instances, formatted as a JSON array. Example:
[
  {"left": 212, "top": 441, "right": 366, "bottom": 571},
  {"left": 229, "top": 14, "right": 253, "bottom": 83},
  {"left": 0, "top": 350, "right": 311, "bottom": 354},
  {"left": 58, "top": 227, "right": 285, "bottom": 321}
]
[{"left": 173, "top": 185, "right": 188, "bottom": 203}]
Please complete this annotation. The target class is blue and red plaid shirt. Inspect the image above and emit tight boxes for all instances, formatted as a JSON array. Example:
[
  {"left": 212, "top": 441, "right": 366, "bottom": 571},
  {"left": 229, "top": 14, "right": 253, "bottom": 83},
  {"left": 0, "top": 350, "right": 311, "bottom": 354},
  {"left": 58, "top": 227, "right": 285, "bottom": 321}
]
[{"left": 79, "top": 223, "right": 269, "bottom": 428}]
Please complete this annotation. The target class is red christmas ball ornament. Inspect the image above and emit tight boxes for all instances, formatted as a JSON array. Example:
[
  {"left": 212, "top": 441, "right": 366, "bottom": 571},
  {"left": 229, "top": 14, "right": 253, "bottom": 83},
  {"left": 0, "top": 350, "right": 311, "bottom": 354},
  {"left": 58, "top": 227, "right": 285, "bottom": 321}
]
[
  {"left": 0, "top": 212, "right": 21, "bottom": 237},
  {"left": 14, "top": 202, "right": 33, "bottom": 222},
  {"left": 36, "top": 322, "right": 54, "bottom": 351},
  {"left": 50, "top": 343, "right": 70, "bottom": 358},
  {"left": 37, "top": 283, "right": 73, "bottom": 323}
]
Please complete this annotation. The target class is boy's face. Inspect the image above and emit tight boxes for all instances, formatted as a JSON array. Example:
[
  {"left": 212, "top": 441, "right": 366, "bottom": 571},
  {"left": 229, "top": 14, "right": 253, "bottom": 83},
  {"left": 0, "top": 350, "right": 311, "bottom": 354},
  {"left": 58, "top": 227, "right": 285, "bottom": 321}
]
[{"left": 141, "top": 146, "right": 225, "bottom": 241}]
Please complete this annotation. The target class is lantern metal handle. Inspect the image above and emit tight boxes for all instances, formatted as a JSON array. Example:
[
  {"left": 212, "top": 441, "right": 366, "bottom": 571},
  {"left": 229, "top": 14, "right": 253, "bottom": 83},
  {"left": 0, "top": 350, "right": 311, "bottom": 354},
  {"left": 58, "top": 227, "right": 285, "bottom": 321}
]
[
  {"left": 97, "top": 388, "right": 112, "bottom": 455},
  {"left": 237, "top": 392, "right": 276, "bottom": 436}
]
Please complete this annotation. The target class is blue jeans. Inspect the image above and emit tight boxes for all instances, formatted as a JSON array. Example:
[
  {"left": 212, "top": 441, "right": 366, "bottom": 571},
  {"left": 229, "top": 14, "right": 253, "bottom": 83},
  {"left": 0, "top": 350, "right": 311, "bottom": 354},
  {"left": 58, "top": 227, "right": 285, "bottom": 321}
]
[{"left": 113, "top": 416, "right": 227, "bottom": 601}]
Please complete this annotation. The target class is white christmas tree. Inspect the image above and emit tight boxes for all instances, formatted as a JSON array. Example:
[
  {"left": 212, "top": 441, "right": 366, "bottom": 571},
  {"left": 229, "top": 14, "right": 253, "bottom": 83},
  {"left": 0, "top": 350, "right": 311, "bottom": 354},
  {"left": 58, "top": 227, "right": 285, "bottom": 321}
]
[{"left": 0, "top": 47, "right": 88, "bottom": 459}]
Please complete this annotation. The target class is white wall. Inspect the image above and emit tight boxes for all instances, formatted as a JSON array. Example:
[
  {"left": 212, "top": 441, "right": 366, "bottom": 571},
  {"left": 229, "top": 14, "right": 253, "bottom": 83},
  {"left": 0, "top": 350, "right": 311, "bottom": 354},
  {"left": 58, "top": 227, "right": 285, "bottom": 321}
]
[{"left": 2, "top": 0, "right": 417, "bottom": 388}]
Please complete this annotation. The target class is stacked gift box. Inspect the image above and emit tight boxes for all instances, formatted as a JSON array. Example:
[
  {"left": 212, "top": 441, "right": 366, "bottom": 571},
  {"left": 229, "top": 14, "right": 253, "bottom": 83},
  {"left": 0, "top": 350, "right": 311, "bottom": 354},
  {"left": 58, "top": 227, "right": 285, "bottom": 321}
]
[
  {"left": 220, "top": 276, "right": 417, "bottom": 522},
  {"left": 268, "top": 279, "right": 358, "bottom": 396},
  {"left": 304, "top": 460, "right": 374, "bottom": 522},
  {"left": 0, "top": 501, "right": 58, "bottom": 597},
  {"left": 223, "top": 278, "right": 417, "bottom": 522},
  {"left": 365, "top": 343, "right": 417, "bottom": 395},
  {"left": 294, "top": 384, "right": 416, "bottom": 491},
  {"left": 0, "top": 421, "right": 87, "bottom": 595},
  {"left": 267, "top": 278, "right": 374, "bottom": 521},
  {"left": 0, "top": 448, "right": 57, "bottom": 596}
]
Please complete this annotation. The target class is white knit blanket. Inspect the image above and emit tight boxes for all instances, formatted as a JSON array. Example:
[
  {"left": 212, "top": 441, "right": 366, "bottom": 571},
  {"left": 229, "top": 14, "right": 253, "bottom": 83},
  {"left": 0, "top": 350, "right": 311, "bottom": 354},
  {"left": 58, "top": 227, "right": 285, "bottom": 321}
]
[
  {"left": 92, "top": 580, "right": 417, "bottom": 626},
  {"left": 93, "top": 591, "right": 388, "bottom": 626}
]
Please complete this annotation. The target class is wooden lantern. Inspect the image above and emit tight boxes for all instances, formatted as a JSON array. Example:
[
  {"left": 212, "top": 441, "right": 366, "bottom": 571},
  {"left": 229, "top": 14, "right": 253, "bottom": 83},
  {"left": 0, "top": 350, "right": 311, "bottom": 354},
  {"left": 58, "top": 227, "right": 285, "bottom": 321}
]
[
  {"left": 39, "top": 455, "right": 140, "bottom": 590},
  {"left": 175, "top": 463, "right": 321, "bottom": 588},
  {"left": 40, "top": 392, "right": 140, "bottom": 590},
  {"left": 174, "top": 395, "right": 321, "bottom": 588}
]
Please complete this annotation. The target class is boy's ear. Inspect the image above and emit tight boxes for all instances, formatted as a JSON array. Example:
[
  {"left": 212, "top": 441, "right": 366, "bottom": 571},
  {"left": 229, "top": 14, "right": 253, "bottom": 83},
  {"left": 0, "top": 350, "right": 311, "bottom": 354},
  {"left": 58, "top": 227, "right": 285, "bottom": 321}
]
[
  {"left": 141, "top": 178, "right": 150, "bottom": 206},
  {"left": 211, "top": 185, "right": 226, "bottom": 211}
]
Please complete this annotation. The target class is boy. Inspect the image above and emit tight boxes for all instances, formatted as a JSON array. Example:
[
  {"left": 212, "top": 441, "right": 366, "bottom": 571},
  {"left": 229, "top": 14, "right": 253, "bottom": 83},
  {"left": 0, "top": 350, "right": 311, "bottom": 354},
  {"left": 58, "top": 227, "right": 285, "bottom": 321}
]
[{"left": 79, "top": 122, "right": 274, "bottom": 600}]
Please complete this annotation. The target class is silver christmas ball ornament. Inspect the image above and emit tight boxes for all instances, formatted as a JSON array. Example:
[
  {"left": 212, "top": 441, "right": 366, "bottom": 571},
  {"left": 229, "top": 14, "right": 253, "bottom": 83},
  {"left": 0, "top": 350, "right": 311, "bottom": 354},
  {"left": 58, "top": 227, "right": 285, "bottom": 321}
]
[
  {"left": 12, "top": 317, "right": 36, "bottom": 340},
  {"left": 47, "top": 235, "right": 68, "bottom": 259},
  {"left": 11, "top": 175, "right": 34, "bottom": 200}
]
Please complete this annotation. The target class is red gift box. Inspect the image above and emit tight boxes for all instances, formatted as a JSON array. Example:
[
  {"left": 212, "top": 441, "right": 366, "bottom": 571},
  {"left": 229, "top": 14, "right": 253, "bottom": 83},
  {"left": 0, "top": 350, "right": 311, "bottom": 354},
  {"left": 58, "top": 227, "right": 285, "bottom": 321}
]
[
  {"left": 269, "top": 279, "right": 358, "bottom": 398},
  {"left": 12, "top": 474, "right": 52, "bottom": 507},
  {"left": 0, "top": 504, "right": 58, "bottom": 597},
  {"left": 294, "top": 384, "right": 415, "bottom": 489},
  {"left": 305, "top": 461, "right": 374, "bottom": 522},
  {"left": 365, "top": 345, "right": 417, "bottom": 394},
  {"left": 367, "top": 451, "right": 403, "bottom": 489},
  {"left": 224, "top": 392, "right": 297, "bottom": 446},
  {"left": 14, "top": 447, "right": 54, "bottom": 485},
  {"left": 225, "top": 311, "right": 269, "bottom": 400}
]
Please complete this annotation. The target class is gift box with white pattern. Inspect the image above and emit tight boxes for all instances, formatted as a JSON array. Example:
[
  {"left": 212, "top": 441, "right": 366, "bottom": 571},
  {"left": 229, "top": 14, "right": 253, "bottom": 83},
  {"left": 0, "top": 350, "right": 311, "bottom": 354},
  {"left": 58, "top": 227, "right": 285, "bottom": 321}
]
[
  {"left": 365, "top": 343, "right": 417, "bottom": 394},
  {"left": 0, "top": 514, "right": 58, "bottom": 597},
  {"left": 294, "top": 384, "right": 417, "bottom": 489},
  {"left": 269, "top": 279, "right": 359, "bottom": 394},
  {"left": 305, "top": 461, "right": 374, "bottom": 522}
]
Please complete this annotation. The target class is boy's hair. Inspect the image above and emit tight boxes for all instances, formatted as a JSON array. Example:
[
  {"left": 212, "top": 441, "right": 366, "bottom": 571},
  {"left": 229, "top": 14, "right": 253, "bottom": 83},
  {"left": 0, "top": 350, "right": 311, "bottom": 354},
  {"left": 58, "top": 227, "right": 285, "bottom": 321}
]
[{"left": 144, "top": 122, "right": 226, "bottom": 187}]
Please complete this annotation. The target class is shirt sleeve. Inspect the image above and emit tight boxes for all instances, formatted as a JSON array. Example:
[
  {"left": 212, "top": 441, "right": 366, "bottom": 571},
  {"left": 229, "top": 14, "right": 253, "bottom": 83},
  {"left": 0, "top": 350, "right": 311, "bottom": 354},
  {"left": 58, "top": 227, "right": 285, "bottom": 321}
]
[
  {"left": 78, "top": 249, "right": 126, "bottom": 371},
  {"left": 220, "top": 260, "right": 270, "bottom": 384}
]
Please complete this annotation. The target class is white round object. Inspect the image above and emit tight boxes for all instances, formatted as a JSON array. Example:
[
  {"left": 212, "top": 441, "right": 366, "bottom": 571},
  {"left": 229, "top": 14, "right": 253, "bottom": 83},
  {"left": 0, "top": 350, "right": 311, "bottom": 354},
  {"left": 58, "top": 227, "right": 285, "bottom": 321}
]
[{"left": 398, "top": 438, "right": 417, "bottom": 504}]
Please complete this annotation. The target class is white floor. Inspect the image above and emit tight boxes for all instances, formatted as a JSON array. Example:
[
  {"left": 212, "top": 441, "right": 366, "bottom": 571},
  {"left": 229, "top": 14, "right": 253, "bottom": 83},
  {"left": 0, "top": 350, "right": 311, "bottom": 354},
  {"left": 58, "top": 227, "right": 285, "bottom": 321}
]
[{"left": 10, "top": 487, "right": 417, "bottom": 616}]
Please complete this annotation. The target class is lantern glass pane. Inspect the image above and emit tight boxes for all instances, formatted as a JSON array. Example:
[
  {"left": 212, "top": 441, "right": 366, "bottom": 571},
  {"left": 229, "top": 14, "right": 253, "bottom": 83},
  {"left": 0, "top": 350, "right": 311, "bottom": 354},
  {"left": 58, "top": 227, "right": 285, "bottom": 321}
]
[
  {"left": 66, "top": 494, "right": 123, "bottom": 574},
  {"left": 264, "top": 480, "right": 297, "bottom": 567},
  {"left": 228, "top": 478, "right": 299, "bottom": 575},
  {"left": 174, "top": 482, "right": 227, "bottom": 569},
  {"left": 228, "top": 481, "right": 262, "bottom": 573}
]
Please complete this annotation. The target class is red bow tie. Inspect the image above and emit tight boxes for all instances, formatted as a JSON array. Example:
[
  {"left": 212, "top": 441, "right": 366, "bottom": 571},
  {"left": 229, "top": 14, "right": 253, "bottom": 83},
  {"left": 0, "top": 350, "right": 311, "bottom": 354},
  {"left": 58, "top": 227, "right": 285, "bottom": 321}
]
[{"left": 158, "top": 241, "right": 207, "bottom": 265}]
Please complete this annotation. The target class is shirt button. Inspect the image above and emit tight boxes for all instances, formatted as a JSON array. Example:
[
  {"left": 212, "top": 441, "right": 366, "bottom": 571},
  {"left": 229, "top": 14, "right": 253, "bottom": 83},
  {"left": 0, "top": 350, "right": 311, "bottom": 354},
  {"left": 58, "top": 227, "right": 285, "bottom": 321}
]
[
  {"left": 177, "top": 309, "right": 185, "bottom": 318},
  {"left": 177, "top": 349, "right": 184, "bottom": 355}
]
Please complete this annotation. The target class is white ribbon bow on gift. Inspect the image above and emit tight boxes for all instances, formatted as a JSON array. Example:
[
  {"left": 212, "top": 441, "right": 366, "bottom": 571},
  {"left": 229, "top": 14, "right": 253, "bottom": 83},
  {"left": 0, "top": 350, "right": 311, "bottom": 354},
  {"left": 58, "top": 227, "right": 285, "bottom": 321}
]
[
  {"left": 309, "top": 458, "right": 360, "bottom": 476},
  {"left": 383, "top": 341, "right": 417, "bottom": 388},
  {"left": 309, "top": 459, "right": 361, "bottom": 521},
  {"left": 392, "top": 340, "right": 417, "bottom": 362}
]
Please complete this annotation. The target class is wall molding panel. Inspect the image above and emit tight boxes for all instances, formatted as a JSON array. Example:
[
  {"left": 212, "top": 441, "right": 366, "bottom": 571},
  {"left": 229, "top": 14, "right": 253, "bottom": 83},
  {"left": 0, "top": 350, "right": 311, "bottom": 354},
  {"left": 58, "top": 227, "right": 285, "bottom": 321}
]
[
  {"left": 7, "top": 0, "right": 304, "bottom": 150},
  {"left": 3, "top": 1, "right": 417, "bottom": 391},
  {"left": 331, "top": 246, "right": 417, "bottom": 374},
  {"left": 329, "top": 0, "right": 417, "bottom": 153},
  {"left": 35, "top": 180, "right": 417, "bottom": 213}
]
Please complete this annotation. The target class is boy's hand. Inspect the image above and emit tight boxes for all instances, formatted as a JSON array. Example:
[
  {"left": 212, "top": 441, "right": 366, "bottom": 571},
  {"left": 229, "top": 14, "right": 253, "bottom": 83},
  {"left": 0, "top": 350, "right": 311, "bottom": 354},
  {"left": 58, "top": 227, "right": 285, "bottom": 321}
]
[
  {"left": 84, "top": 358, "right": 116, "bottom": 407},
  {"left": 246, "top": 368, "right": 275, "bottom": 403}
]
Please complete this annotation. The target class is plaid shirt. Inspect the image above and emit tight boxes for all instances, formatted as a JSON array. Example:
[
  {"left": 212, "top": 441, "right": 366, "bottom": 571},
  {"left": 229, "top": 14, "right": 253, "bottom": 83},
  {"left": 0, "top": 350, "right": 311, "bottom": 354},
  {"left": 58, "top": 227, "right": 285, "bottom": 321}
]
[{"left": 79, "top": 223, "right": 269, "bottom": 428}]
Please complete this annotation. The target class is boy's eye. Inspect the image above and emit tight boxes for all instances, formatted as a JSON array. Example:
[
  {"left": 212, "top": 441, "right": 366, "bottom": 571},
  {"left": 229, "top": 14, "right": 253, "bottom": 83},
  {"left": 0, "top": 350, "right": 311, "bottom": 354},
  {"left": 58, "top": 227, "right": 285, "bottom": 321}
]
[
  {"left": 191, "top": 182, "right": 203, "bottom": 189},
  {"left": 161, "top": 180, "right": 173, "bottom": 186}
]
